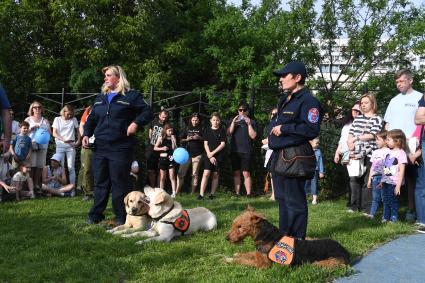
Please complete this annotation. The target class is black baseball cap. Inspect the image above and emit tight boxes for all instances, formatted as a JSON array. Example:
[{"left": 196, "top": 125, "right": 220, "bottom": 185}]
[{"left": 273, "top": 61, "right": 307, "bottom": 78}]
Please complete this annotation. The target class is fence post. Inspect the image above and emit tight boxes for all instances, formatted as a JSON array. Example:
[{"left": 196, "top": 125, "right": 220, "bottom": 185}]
[{"left": 61, "top": 88, "right": 65, "bottom": 109}]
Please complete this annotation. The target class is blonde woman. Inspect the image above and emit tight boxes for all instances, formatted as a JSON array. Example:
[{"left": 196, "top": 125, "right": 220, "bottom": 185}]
[
  {"left": 52, "top": 104, "right": 80, "bottom": 186},
  {"left": 25, "top": 101, "right": 51, "bottom": 190},
  {"left": 82, "top": 65, "right": 153, "bottom": 225}
]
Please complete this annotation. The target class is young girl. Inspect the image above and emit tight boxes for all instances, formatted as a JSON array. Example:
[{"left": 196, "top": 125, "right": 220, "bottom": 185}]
[
  {"left": 380, "top": 129, "right": 407, "bottom": 223},
  {"left": 304, "top": 137, "right": 324, "bottom": 205},
  {"left": 41, "top": 154, "right": 75, "bottom": 197},
  {"left": 366, "top": 131, "right": 390, "bottom": 218},
  {"left": 11, "top": 161, "right": 35, "bottom": 201},
  {"left": 199, "top": 112, "right": 226, "bottom": 200},
  {"left": 154, "top": 124, "right": 177, "bottom": 197}
]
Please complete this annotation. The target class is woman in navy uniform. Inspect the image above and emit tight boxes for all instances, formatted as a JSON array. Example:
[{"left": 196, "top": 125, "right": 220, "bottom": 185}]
[
  {"left": 82, "top": 65, "right": 153, "bottom": 225},
  {"left": 269, "top": 61, "right": 322, "bottom": 239}
]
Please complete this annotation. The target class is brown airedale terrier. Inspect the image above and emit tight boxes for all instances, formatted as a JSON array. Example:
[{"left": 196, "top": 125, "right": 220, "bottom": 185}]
[{"left": 225, "top": 206, "right": 350, "bottom": 269}]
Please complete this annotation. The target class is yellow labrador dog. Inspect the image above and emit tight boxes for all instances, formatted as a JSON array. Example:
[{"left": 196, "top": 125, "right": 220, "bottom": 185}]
[
  {"left": 107, "top": 191, "right": 151, "bottom": 235},
  {"left": 122, "top": 186, "right": 217, "bottom": 244}
]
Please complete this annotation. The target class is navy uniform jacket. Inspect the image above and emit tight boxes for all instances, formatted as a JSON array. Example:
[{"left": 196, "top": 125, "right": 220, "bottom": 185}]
[
  {"left": 268, "top": 88, "right": 322, "bottom": 149},
  {"left": 84, "top": 90, "right": 153, "bottom": 151}
]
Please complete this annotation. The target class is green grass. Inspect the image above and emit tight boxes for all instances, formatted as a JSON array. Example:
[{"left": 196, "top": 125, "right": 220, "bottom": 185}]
[{"left": 0, "top": 192, "right": 416, "bottom": 283}]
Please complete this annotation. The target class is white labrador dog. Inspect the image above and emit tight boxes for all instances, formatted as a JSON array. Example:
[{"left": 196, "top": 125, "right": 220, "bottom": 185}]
[
  {"left": 122, "top": 186, "right": 217, "bottom": 244},
  {"left": 107, "top": 191, "right": 151, "bottom": 235}
]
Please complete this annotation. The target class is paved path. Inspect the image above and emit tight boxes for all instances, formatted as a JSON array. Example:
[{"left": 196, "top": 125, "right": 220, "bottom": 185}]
[{"left": 336, "top": 233, "right": 425, "bottom": 283}]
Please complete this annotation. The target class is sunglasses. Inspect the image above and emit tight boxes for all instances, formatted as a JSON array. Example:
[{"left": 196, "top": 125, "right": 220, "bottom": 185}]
[
  {"left": 271, "top": 112, "right": 278, "bottom": 115},
  {"left": 238, "top": 108, "right": 247, "bottom": 112},
  {"left": 32, "top": 106, "right": 41, "bottom": 109}
]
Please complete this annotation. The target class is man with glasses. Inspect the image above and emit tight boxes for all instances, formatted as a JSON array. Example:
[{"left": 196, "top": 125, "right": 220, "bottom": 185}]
[
  {"left": 227, "top": 102, "right": 257, "bottom": 197},
  {"left": 384, "top": 69, "right": 422, "bottom": 222}
]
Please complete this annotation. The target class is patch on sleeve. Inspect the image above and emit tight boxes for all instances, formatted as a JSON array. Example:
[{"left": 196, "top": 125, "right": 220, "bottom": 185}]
[{"left": 307, "top": 108, "right": 319, "bottom": 123}]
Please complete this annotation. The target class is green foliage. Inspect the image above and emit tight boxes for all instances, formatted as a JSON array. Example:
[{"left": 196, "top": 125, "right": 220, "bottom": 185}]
[
  {"left": 0, "top": 0, "right": 424, "bottom": 196},
  {"left": 0, "top": 194, "right": 415, "bottom": 282}
]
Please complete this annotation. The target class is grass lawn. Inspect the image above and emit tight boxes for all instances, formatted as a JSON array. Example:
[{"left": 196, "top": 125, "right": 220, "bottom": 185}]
[{"left": 0, "top": 192, "right": 416, "bottom": 283}]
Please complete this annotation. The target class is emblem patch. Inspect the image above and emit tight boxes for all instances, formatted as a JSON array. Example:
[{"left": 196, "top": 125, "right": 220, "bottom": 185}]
[
  {"left": 308, "top": 108, "right": 319, "bottom": 123},
  {"left": 268, "top": 236, "right": 295, "bottom": 265}
]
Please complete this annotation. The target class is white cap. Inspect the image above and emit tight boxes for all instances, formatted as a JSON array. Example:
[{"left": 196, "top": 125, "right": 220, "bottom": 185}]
[{"left": 51, "top": 153, "right": 63, "bottom": 162}]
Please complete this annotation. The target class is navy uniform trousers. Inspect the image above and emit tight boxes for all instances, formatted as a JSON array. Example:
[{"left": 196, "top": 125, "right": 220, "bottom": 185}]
[
  {"left": 272, "top": 174, "right": 308, "bottom": 239},
  {"left": 89, "top": 149, "right": 133, "bottom": 224}
]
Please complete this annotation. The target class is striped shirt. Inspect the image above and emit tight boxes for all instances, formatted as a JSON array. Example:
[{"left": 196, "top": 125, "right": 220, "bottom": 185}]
[{"left": 349, "top": 114, "right": 384, "bottom": 157}]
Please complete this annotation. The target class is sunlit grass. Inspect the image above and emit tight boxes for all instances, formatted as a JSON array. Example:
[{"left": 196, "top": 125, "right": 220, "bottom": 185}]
[{"left": 0, "top": 192, "right": 415, "bottom": 283}]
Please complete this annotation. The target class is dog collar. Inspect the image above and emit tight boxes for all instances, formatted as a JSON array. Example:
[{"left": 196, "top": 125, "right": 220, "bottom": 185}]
[{"left": 152, "top": 204, "right": 175, "bottom": 222}]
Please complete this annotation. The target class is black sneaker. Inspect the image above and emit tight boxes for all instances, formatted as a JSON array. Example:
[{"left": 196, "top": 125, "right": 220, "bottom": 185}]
[
  {"left": 197, "top": 195, "right": 204, "bottom": 200},
  {"left": 417, "top": 227, "right": 425, "bottom": 234},
  {"left": 208, "top": 194, "right": 214, "bottom": 200},
  {"left": 87, "top": 218, "right": 100, "bottom": 225}
]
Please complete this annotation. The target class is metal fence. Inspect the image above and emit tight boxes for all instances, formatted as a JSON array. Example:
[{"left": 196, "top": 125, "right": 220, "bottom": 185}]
[{"left": 25, "top": 87, "right": 347, "bottom": 197}]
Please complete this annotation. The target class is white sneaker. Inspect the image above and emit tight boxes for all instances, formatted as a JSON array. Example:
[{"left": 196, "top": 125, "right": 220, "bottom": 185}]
[
  {"left": 417, "top": 227, "right": 425, "bottom": 234},
  {"left": 171, "top": 193, "right": 176, "bottom": 198},
  {"left": 312, "top": 200, "right": 317, "bottom": 205},
  {"left": 414, "top": 222, "right": 425, "bottom": 227}
]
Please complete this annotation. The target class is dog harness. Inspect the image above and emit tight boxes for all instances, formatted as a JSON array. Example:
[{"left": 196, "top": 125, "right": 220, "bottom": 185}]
[
  {"left": 162, "top": 210, "right": 190, "bottom": 235},
  {"left": 268, "top": 236, "right": 295, "bottom": 265}
]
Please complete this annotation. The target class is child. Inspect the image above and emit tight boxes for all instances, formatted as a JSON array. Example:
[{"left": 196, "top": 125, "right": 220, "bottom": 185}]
[
  {"left": 154, "top": 124, "right": 177, "bottom": 197},
  {"left": 380, "top": 129, "right": 407, "bottom": 223},
  {"left": 41, "top": 153, "right": 75, "bottom": 197},
  {"left": 9, "top": 121, "right": 32, "bottom": 170},
  {"left": 130, "top": 160, "right": 139, "bottom": 190},
  {"left": 11, "top": 161, "right": 35, "bottom": 201},
  {"left": 198, "top": 112, "right": 226, "bottom": 200},
  {"left": 0, "top": 153, "right": 15, "bottom": 202},
  {"left": 366, "top": 131, "right": 390, "bottom": 218},
  {"left": 304, "top": 137, "right": 324, "bottom": 205}
]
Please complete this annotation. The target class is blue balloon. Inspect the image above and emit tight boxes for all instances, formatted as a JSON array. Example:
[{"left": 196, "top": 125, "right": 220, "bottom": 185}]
[
  {"left": 34, "top": 128, "right": 50, "bottom": 144},
  {"left": 173, "top": 147, "right": 189, "bottom": 165}
]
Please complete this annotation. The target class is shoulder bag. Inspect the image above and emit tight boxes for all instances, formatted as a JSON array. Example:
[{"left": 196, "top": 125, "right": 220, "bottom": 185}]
[
  {"left": 273, "top": 143, "right": 316, "bottom": 179},
  {"left": 346, "top": 158, "right": 366, "bottom": 177}
]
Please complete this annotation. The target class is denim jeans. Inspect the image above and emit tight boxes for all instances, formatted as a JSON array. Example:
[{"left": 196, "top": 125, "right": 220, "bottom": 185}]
[
  {"left": 55, "top": 143, "right": 76, "bottom": 184},
  {"left": 415, "top": 142, "right": 425, "bottom": 225},
  {"left": 304, "top": 170, "right": 319, "bottom": 195},
  {"left": 382, "top": 183, "right": 398, "bottom": 222},
  {"left": 370, "top": 176, "right": 383, "bottom": 216}
]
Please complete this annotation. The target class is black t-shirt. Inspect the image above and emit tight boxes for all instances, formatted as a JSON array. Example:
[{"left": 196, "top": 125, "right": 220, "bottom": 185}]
[
  {"left": 159, "top": 137, "right": 173, "bottom": 156},
  {"left": 229, "top": 119, "right": 257, "bottom": 153},
  {"left": 181, "top": 125, "right": 203, "bottom": 157},
  {"left": 149, "top": 119, "right": 166, "bottom": 146},
  {"left": 203, "top": 126, "right": 226, "bottom": 161}
]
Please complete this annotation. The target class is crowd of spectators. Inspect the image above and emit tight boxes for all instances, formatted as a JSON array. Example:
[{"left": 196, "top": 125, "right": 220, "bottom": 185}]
[{"left": 1, "top": 67, "right": 424, "bottom": 234}]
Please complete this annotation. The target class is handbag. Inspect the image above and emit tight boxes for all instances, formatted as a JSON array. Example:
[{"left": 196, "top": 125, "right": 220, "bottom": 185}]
[
  {"left": 346, "top": 158, "right": 366, "bottom": 177},
  {"left": 273, "top": 143, "right": 316, "bottom": 178}
]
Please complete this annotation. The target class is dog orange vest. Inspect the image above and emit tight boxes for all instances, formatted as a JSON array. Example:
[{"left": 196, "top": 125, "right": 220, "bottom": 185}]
[
  {"left": 162, "top": 210, "right": 190, "bottom": 235},
  {"left": 268, "top": 236, "right": 295, "bottom": 265}
]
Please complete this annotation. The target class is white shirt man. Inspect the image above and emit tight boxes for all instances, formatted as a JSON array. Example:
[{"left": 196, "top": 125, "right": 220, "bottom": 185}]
[{"left": 384, "top": 69, "right": 422, "bottom": 138}]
